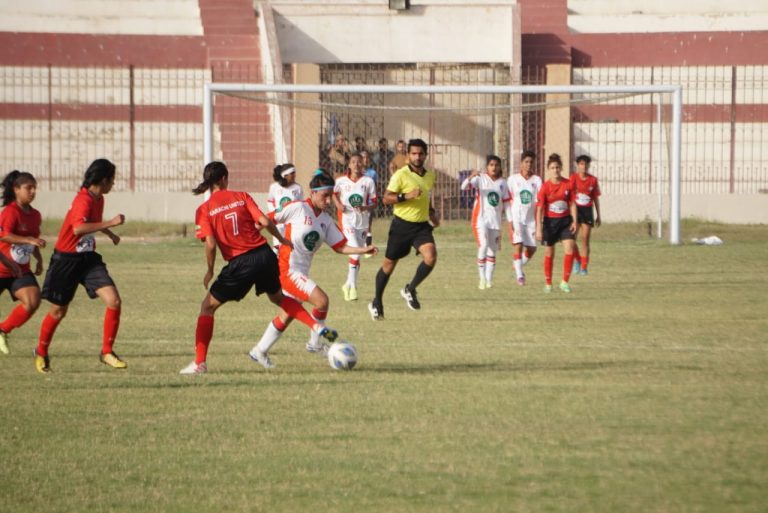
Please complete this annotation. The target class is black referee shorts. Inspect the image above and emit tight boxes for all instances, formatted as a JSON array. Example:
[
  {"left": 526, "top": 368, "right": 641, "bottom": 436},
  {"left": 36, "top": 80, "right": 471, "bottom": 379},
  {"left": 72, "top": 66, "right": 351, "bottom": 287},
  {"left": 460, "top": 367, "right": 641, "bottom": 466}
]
[
  {"left": 541, "top": 216, "right": 575, "bottom": 246},
  {"left": 384, "top": 216, "right": 435, "bottom": 261},
  {"left": 209, "top": 244, "right": 281, "bottom": 303}
]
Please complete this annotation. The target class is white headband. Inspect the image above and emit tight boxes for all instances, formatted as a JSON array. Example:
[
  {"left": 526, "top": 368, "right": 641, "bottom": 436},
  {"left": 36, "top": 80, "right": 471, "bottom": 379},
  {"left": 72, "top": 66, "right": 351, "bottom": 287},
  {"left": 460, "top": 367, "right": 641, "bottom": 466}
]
[{"left": 280, "top": 166, "right": 296, "bottom": 177}]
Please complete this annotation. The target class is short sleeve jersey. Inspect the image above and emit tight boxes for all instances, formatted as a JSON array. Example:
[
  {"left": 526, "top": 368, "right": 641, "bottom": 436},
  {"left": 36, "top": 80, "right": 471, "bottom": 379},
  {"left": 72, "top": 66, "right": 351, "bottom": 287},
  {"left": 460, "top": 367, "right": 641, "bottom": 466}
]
[
  {"left": 0, "top": 202, "right": 42, "bottom": 277},
  {"left": 387, "top": 165, "right": 436, "bottom": 223},
  {"left": 537, "top": 180, "right": 574, "bottom": 219},
  {"left": 334, "top": 174, "right": 377, "bottom": 230},
  {"left": 569, "top": 173, "right": 601, "bottom": 207},
  {"left": 194, "top": 189, "right": 268, "bottom": 262},
  {"left": 271, "top": 199, "right": 346, "bottom": 276},
  {"left": 267, "top": 182, "right": 303, "bottom": 214},
  {"left": 464, "top": 174, "right": 511, "bottom": 230},
  {"left": 508, "top": 173, "right": 543, "bottom": 224},
  {"left": 55, "top": 187, "right": 104, "bottom": 253}
]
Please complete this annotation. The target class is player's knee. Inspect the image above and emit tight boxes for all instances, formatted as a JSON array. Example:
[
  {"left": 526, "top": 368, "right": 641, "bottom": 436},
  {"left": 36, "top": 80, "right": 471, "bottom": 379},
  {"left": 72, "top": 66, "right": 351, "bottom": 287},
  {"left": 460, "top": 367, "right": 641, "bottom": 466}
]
[
  {"left": 107, "top": 296, "right": 121, "bottom": 310},
  {"left": 49, "top": 305, "right": 68, "bottom": 321}
]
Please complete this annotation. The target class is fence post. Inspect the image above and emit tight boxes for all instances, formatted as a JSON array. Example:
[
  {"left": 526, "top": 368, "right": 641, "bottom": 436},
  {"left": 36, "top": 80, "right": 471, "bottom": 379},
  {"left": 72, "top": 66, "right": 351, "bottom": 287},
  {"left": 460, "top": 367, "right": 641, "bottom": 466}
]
[{"left": 129, "top": 65, "right": 136, "bottom": 192}]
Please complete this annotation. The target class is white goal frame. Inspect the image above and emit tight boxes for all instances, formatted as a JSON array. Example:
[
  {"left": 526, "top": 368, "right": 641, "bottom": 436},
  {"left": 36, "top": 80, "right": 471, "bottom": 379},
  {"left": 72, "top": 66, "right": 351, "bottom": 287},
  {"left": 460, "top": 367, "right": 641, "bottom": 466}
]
[{"left": 203, "top": 83, "right": 683, "bottom": 245}]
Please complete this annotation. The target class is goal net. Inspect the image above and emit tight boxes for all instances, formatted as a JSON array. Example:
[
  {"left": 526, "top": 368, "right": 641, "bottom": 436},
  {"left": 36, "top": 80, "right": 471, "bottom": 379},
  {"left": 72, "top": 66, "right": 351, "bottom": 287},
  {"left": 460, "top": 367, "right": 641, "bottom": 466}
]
[{"left": 204, "top": 83, "right": 682, "bottom": 243}]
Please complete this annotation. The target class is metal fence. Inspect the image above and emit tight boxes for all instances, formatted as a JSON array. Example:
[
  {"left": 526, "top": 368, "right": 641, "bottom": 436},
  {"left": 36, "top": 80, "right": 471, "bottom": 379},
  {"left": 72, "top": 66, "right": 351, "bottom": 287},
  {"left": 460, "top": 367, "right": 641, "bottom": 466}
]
[{"left": 1, "top": 63, "right": 767, "bottom": 212}]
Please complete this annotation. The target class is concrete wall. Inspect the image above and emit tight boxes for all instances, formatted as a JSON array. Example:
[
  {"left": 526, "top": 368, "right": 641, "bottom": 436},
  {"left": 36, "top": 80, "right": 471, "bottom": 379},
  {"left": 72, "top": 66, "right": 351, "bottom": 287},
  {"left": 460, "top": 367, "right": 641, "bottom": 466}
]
[
  {"left": 32, "top": 190, "right": 767, "bottom": 225},
  {"left": 269, "top": 1, "right": 518, "bottom": 64},
  {"left": 568, "top": 0, "right": 768, "bottom": 33},
  {"left": 35, "top": 191, "right": 269, "bottom": 224},
  {"left": 0, "top": 0, "right": 202, "bottom": 35}
]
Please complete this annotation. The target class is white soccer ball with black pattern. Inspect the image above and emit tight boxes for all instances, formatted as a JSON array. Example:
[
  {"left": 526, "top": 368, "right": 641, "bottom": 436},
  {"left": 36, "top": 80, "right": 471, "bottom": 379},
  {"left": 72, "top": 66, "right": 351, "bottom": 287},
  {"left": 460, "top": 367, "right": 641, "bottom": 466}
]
[{"left": 327, "top": 341, "right": 358, "bottom": 370}]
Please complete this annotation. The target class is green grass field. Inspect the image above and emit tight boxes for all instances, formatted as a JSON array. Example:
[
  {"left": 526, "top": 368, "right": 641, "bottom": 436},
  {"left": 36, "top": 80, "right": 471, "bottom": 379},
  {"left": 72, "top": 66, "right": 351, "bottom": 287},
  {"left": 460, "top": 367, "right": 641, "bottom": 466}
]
[{"left": 1, "top": 221, "right": 767, "bottom": 513}]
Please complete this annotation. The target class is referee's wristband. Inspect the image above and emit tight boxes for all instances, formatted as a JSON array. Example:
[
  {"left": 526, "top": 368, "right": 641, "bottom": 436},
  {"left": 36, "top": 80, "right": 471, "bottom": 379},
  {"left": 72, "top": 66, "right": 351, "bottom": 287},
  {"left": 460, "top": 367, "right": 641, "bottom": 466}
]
[{"left": 397, "top": 193, "right": 406, "bottom": 203}]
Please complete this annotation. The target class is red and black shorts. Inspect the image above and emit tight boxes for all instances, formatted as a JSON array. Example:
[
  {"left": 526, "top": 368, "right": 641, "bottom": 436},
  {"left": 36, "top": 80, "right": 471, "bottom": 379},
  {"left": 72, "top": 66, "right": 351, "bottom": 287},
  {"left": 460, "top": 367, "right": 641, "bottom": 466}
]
[
  {"left": 42, "top": 251, "right": 115, "bottom": 306},
  {"left": 541, "top": 216, "right": 575, "bottom": 246},
  {"left": 384, "top": 216, "right": 435, "bottom": 261},
  {"left": 0, "top": 273, "right": 40, "bottom": 301},
  {"left": 210, "top": 244, "right": 281, "bottom": 303},
  {"left": 576, "top": 206, "right": 595, "bottom": 226}
]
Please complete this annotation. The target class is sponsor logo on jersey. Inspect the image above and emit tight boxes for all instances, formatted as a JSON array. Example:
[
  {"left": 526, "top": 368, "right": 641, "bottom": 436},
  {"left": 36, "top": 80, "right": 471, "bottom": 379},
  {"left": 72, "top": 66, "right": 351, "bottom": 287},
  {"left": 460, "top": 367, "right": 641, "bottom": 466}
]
[
  {"left": 348, "top": 193, "right": 364, "bottom": 207},
  {"left": 520, "top": 190, "right": 533, "bottom": 205},
  {"left": 278, "top": 196, "right": 291, "bottom": 211},
  {"left": 303, "top": 230, "right": 320, "bottom": 251},
  {"left": 487, "top": 191, "right": 500, "bottom": 206}
]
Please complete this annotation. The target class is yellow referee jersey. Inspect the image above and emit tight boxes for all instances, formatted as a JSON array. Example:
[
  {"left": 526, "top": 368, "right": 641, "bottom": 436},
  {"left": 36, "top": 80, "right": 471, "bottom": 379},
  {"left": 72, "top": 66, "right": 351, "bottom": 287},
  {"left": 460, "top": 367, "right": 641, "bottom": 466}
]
[{"left": 387, "top": 165, "right": 436, "bottom": 222}]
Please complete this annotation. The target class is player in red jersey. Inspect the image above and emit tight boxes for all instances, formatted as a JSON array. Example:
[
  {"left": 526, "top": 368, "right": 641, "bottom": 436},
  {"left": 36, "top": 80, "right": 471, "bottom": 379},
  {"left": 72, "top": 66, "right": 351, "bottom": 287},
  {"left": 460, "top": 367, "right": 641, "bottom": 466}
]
[
  {"left": 569, "top": 155, "right": 602, "bottom": 275},
  {"left": 535, "top": 153, "right": 578, "bottom": 293},
  {"left": 0, "top": 171, "right": 46, "bottom": 355},
  {"left": 35, "top": 159, "right": 126, "bottom": 373},
  {"left": 179, "top": 161, "right": 339, "bottom": 375}
]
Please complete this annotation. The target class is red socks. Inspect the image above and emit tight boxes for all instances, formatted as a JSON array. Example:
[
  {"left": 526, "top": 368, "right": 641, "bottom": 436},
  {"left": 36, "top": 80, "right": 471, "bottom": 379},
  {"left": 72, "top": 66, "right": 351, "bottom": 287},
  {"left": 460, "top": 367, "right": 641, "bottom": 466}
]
[
  {"left": 543, "top": 255, "right": 553, "bottom": 285},
  {"left": 572, "top": 245, "right": 581, "bottom": 265},
  {"left": 102, "top": 307, "right": 121, "bottom": 355},
  {"left": 195, "top": 314, "right": 214, "bottom": 364},
  {"left": 563, "top": 253, "right": 574, "bottom": 282},
  {"left": 37, "top": 314, "right": 61, "bottom": 357},
  {"left": 279, "top": 297, "right": 316, "bottom": 329},
  {"left": 272, "top": 316, "right": 288, "bottom": 332},
  {"left": 580, "top": 255, "right": 589, "bottom": 271},
  {"left": 0, "top": 304, "right": 32, "bottom": 334}
]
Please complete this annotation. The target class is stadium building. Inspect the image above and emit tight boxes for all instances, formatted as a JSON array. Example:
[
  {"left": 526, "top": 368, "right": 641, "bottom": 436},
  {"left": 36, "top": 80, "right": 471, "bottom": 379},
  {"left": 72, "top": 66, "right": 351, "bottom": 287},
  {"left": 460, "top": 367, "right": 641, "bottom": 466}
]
[{"left": 0, "top": 0, "right": 766, "bottom": 224}]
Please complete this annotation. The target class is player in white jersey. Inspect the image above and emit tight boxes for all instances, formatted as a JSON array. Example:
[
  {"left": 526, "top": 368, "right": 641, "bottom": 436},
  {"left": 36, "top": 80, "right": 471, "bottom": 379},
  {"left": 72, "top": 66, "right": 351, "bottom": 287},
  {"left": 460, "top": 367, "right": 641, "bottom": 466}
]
[
  {"left": 249, "top": 171, "right": 377, "bottom": 368},
  {"left": 333, "top": 153, "right": 377, "bottom": 301},
  {"left": 507, "top": 150, "right": 542, "bottom": 285},
  {"left": 267, "top": 163, "right": 303, "bottom": 251},
  {"left": 460, "top": 155, "right": 512, "bottom": 289}
]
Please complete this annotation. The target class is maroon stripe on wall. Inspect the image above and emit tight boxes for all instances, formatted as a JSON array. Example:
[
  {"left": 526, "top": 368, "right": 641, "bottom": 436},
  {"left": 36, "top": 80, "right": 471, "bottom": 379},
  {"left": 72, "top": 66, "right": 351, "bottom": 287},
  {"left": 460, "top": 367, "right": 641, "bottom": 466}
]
[
  {"left": 523, "top": 31, "right": 768, "bottom": 67},
  {"left": 0, "top": 103, "right": 201, "bottom": 122},
  {"left": 574, "top": 104, "right": 768, "bottom": 123},
  {"left": 0, "top": 33, "right": 207, "bottom": 67}
]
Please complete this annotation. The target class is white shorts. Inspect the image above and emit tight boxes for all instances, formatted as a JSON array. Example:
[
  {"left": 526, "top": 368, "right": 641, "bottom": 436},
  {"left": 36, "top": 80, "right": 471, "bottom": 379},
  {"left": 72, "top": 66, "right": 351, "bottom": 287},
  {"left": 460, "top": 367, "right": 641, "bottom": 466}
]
[
  {"left": 511, "top": 221, "right": 537, "bottom": 247},
  {"left": 342, "top": 223, "right": 366, "bottom": 248},
  {"left": 473, "top": 224, "right": 500, "bottom": 253},
  {"left": 280, "top": 269, "right": 317, "bottom": 303}
]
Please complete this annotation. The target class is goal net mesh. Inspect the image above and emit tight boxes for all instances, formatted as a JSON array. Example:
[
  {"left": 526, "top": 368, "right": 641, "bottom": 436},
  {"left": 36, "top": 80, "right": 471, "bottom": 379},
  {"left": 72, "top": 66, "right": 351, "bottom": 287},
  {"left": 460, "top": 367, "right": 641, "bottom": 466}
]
[{"left": 208, "top": 86, "right": 674, "bottom": 232}]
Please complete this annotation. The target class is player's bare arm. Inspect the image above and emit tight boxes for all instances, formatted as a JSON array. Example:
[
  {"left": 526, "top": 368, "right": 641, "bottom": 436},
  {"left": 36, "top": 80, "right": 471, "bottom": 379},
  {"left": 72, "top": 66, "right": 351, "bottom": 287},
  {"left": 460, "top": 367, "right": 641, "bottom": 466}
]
[
  {"left": 202, "top": 235, "right": 216, "bottom": 289},
  {"left": 74, "top": 214, "right": 125, "bottom": 237},
  {"left": 259, "top": 213, "right": 293, "bottom": 250},
  {"left": 100, "top": 228, "right": 121, "bottom": 245},
  {"left": 594, "top": 198, "right": 602, "bottom": 227},
  {"left": 33, "top": 246, "right": 43, "bottom": 275},
  {"left": 535, "top": 205, "right": 544, "bottom": 240},
  {"left": 569, "top": 202, "right": 578, "bottom": 233},
  {"left": 0, "top": 233, "right": 47, "bottom": 248}
]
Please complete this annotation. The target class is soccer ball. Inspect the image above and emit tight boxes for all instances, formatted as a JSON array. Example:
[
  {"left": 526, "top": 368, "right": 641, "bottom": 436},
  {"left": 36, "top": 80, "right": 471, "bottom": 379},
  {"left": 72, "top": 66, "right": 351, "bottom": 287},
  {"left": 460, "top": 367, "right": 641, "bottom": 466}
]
[{"left": 327, "top": 341, "right": 358, "bottom": 370}]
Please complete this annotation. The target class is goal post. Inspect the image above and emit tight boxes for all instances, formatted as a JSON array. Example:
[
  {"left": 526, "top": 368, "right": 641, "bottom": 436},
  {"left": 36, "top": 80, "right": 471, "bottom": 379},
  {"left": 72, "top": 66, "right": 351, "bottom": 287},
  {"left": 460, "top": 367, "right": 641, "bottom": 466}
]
[{"left": 203, "top": 83, "right": 683, "bottom": 244}]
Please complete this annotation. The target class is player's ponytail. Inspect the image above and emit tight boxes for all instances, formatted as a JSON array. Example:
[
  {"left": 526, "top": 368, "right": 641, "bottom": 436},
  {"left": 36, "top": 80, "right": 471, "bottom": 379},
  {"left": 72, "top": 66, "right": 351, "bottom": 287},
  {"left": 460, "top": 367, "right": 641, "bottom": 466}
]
[
  {"left": 81, "top": 159, "right": 116, "bottom": 189},
  {"left": 273, "top": 163, "right": 296, "bottom": 187},
  {"left": 1, "top": 170, "right": 37, "bottom": 206},
  {"left": 193, "top": 161, "right": 229, "bottom": 195}
]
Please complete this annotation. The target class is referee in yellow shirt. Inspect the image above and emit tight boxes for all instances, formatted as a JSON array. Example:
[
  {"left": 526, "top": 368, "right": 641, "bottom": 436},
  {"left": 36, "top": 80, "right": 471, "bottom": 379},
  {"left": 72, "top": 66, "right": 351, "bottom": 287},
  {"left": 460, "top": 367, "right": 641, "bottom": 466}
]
[{"left": 368, "top": 138, "right": 440, "bottom": 320}]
